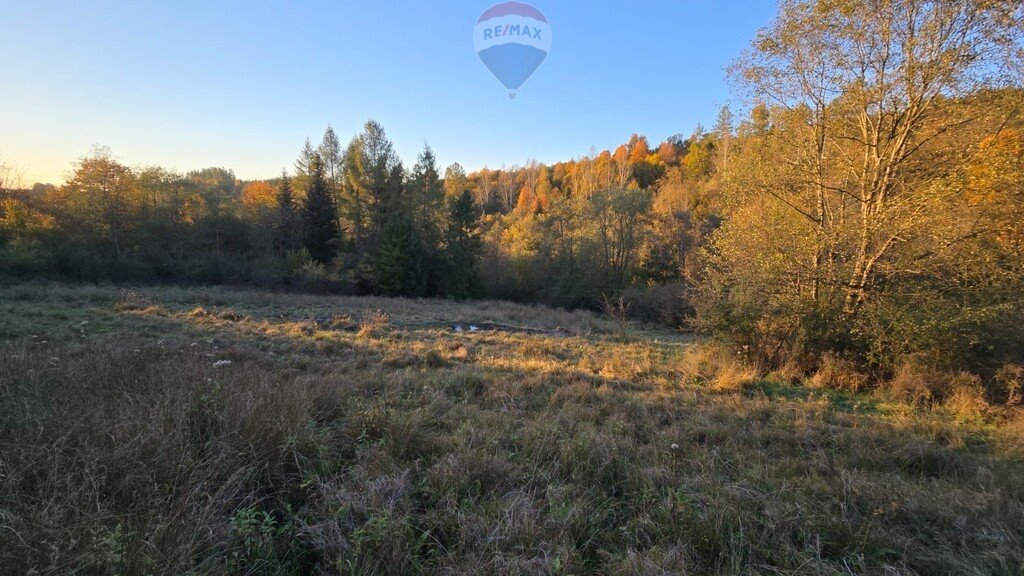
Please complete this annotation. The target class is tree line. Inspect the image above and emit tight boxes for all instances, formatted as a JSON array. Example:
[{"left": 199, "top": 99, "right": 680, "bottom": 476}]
[
  {"left": 0, "top": 122, "right": 485, "bottom": 299},
  {"left": 2, "top": 0, "right": 1022, "bottom": 382}
]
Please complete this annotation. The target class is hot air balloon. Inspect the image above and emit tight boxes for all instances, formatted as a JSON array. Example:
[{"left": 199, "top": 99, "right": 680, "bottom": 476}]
[{"left": 473, "top": 2, "right": 551, "bottom": 99}]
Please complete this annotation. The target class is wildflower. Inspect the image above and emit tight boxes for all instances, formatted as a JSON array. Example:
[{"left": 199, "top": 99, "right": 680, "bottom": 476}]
[{"left": 213, "top": 360, "right": 232, "bottom": 367}]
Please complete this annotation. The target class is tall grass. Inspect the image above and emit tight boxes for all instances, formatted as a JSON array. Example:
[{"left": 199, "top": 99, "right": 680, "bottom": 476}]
[{"left": 1, "top": 284, "right": 1022, "bottom": 574}]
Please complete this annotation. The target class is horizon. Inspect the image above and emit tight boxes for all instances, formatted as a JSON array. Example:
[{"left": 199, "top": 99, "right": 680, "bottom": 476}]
[{"left": 0, "top": 0, "right": 776, "bottom": 185}]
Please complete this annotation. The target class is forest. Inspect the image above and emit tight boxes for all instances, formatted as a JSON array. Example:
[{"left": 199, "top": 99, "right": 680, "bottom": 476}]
[{"left": 2, "top": 0, "right": 1023, "bottom": 397}]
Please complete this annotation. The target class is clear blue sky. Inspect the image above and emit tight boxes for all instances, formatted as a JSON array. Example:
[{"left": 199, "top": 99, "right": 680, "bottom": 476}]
[{"left": 0, "top": 0, "right": 777, "bottom": 185}]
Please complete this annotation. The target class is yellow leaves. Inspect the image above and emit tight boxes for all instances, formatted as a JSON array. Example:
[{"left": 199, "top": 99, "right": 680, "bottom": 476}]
[
  {"left": 681, "top": 144, "right": 712, "bottom": 180},
  {"left": 961, "top": 129, "right": 1024, "bottom": 252},
  {"left": 0, "top": 198, "right": 55, "bottom": 237},
  {"left": 499, "top": 213, "right": 542, "bottom": 259},
  {"left": 967, "top": 129, "right": 1024, "bottom": 202}
]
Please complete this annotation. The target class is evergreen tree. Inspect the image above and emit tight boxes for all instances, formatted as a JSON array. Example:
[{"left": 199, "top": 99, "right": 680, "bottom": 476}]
[
  {"left": 372, "top": 214, "right": 428, "bottom": 297},
  {"left": 362, "top": 121, "right": 404, "bottom": 231},
  {"left": 319, "top": 126, "right": 345, "bottom": 248},
  {"left": 339, "top": 121, "right": 412, "bottom": 291},
  {"left": 407, "top": 144, "right": 446, "bottom": 291},
  {"left": 408, "top": 144, "right": 444, "bottom": 236},
  {"left": 301, "top": 153, "right": 339, "bottom": 263},
  {"left": 318, "top": 126, "right": 343, "bottom": 186},
  {"left": 340, "top": 120, "right": 404, "bottom": 273},
  {"left": 275, "top": 169, "right": 300, "bottom": 252},
  {"left": 293, "top": 138, "right": 316, "bottom": 195},
  {"left": 442, "top": 190, "right": 484, "bottom": 299},
  {"left": 340, "top": 135, "right": 369, "bottom": 257}
]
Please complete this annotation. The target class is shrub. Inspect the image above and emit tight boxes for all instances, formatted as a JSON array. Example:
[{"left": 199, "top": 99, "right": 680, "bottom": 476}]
[
  {"left": 944, "top": 372, "right": 988, "bottom": 422},
  {"left": 884, "top": 356, "right": 950, "bottom": 405},
  {"left": 621, "top": 281, "right": 690, "bottom": 327},
  {"left": 679, "top": 343, "right": 758, "bottom": 392},
  {"left": 993, "top": 364, "right": 1024, "bottom": 407},
  {"left": 357, "top": 310, "right": 389, "bottom": 339},
  {"left": 293, "top": 261, "right": 350, "bottom": 294},
  {"left": 808, "top": 353, "right": 868, "bottom": 393}
]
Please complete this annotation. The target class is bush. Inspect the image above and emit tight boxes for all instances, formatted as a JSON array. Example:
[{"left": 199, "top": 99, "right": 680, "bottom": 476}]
[
  {"left": 882, "top": 356, "right": 996, "bottom": 414},
  {"left": 293, "top": 261, "right": 351, "bottom": 294},
  {"left": 621, "top": 281, "right": 690, "bottom": 327},
  {"left": 944, "top": 372, "right": 988, "bottom": 422},
  {"left": 679, "top": 343, "right": 758, "bottom": 392},
  {"left": 884, "top": 356, "right": 950, "bottom": 405},
  {"left": 993, "top": 364, "right": 1024, "bottom": 407},
  {"left": 808, "top": 353, "right": 868, "bottom": 393}
]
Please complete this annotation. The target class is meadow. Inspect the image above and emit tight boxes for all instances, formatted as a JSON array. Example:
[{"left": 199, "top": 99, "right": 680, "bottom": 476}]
[{"left": 1, "top": 283, "right": 1022, "bottom": 575}]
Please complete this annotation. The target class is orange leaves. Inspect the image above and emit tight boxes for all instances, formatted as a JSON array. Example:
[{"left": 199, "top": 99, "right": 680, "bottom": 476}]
[
  {"left": 241, "top": 181, "right": 276, "bottom": 210},
  {"left": 967, "top": 129, "right": 1024, "bottom": 205}
]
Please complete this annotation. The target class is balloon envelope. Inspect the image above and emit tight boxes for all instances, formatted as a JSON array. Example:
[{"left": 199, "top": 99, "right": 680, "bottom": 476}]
[{"left": 473, "top": 2, "right": 551, "bottom": 95}]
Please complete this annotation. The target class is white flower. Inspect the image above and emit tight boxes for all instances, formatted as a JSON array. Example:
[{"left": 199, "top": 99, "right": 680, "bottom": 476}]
[
  {"left": 213, "top": 360, "right": 232, "bottom": 367},
  {"left": 670, "top": 443, "right": 680, "bottom": 450}
]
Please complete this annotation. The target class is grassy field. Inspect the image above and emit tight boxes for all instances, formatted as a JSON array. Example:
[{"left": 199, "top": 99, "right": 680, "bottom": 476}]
[{"left": 1, "top": 283, "right": 1022, "bottom": 575}]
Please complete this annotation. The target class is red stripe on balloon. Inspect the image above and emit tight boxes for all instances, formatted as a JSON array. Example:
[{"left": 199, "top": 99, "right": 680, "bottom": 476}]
[{"left": 477, "top": 2, "right": 548, "bottom": 24}]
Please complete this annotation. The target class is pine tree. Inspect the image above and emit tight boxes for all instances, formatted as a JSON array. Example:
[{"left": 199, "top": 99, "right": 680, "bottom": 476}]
[
  {"left": 442, "top": 190, "right": 484, "bottom": 299},
  {"left": 301, "top": 153, "right": 340, "bottom": 264},
  {"left": 293, "top": 138, "right": 316, "bottom": 196},
  {"left": 407, "top": 144, "right": 446, "bottom": 294},
  {"left": 341, "top": 121, "right": 403, "bottom": 258},
  {"left": 372, "top": 215, "right": 427, "bottom": 297},
  {"left": 340, "top": 135, "right": 369, "bottom": 257},
  {"left": 275, "top": 169, "right": 300, "bottom": 252},
  {"left": 318, "top": 126, "right": 342, "bottom": 186},
  {"left": 409, "top": 144, "right": 444, "bottom": 231}
]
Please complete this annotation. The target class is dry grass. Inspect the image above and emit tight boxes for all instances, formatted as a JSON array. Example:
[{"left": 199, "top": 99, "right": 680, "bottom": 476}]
[
  {"left": 808, "top": 353, "right": 869, "bottom": 393},
  {"left": 1, "top": 282, "right": 1023, "bottom": 575},
  {"left": 678, "top": 343, "right": 758, "bottom": 391}
]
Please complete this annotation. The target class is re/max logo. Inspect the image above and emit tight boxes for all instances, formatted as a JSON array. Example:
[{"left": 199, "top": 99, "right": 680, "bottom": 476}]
[{"left": 483, "top": 24, "right": 543, "bottom": 41}]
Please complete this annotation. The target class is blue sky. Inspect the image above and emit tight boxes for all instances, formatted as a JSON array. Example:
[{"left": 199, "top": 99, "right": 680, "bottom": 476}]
[{"left": 0, "top": 0, "right": 777, "bottom": 184}]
